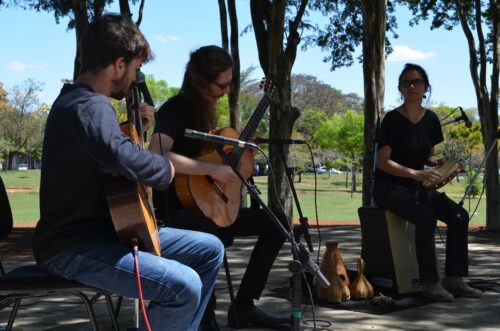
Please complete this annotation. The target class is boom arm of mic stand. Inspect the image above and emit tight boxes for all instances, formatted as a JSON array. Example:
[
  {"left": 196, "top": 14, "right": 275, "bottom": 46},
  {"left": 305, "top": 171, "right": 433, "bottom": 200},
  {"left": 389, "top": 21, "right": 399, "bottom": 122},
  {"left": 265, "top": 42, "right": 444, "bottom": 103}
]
[{"left": 230, "top": 166, "right": 330, "bottom": 289}]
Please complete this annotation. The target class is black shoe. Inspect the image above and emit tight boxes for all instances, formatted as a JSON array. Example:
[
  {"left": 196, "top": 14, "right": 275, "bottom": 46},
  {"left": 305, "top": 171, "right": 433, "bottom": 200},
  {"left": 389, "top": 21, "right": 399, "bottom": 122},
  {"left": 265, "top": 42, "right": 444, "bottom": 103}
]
[
  {"left": 227, "top": 303, "right": 289, "bottom": 330},
  {"left": 199, "top": 310, "right": 220, "bottom": 331}
]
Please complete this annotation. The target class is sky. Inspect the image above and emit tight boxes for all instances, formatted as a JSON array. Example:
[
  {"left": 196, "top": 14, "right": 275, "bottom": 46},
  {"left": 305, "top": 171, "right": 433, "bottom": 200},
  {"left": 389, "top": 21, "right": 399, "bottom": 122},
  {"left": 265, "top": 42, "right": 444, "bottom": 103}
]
[{"left": 0, "top": 1, "right": 488, "bottom": 112}]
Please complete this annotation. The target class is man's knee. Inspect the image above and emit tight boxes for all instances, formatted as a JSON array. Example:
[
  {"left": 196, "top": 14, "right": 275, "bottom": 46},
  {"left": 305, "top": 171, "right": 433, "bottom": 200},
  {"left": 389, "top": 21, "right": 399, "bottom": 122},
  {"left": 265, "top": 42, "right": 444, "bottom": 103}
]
[
  {"left": 204, "top": 232, "right": 225, "bottom": 266},
  {"left": 170, "top": 270, "right": 203, "bottom": 310}
]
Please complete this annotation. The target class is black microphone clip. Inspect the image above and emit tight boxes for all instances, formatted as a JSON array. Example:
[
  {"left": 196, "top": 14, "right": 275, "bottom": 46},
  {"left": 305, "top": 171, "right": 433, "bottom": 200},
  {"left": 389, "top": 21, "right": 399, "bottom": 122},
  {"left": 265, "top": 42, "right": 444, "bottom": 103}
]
[
  {"left": 458, "top": 107, "right": 472, "bottom": 128},
  {"left": 441, "top": 106, "right": 472, "bottom": 128}
]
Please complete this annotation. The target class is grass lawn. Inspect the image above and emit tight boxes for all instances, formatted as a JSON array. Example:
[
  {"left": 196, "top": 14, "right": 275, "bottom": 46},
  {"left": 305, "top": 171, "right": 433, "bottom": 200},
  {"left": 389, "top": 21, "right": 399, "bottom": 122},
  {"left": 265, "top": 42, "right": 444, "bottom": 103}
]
[{"left": 0, "top": 170, "right": 487, "bottom": 227}]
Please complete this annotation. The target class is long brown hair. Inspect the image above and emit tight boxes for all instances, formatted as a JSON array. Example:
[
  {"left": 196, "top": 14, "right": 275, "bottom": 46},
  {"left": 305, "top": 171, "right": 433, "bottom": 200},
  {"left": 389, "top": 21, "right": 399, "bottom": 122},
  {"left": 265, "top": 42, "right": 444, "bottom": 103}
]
[{"left": 180, "top": 45, "right": 233, "bottom": 132}]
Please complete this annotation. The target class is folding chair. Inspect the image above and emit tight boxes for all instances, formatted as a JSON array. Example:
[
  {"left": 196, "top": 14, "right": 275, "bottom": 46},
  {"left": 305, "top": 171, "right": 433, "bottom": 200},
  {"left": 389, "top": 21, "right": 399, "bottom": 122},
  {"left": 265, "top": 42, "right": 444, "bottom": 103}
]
[{"left": 0, "top": 176, "right": 120, "bottom": 331}]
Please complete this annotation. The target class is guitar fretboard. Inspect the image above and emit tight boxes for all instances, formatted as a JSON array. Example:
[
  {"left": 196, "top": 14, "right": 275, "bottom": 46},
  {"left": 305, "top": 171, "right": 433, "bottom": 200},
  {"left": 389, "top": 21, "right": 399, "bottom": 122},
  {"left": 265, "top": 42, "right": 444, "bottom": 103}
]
[{"left": 225, "top": 92, "right": 272, "bottom": 167}]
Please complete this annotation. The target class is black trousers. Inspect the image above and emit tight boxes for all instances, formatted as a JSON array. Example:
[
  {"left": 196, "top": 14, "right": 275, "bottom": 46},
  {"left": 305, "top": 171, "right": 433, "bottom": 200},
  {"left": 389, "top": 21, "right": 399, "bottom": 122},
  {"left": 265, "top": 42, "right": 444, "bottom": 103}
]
[
  {"left": 374, "top": 180, "right": 469, "bottom": 281},
  {"left": 167, "top": 206, "right": 288, "bottom": 304}
]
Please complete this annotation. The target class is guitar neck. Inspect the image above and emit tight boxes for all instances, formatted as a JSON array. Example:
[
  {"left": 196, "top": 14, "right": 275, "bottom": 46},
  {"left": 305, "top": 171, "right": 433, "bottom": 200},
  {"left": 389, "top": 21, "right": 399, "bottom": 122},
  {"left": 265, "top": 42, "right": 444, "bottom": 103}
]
[{"left": 226, "top": 93, "right": 272, "bottom": 166}]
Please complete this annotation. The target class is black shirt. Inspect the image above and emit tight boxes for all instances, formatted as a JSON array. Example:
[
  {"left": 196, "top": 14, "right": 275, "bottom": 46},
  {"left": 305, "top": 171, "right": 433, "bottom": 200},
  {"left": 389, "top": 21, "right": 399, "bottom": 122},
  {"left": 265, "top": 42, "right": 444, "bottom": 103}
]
[
  {"left": 153, "top": 94, "right": 203, "bottom": 221},
  {"left": 375, "top": 109, "right": 443, "bottom": 188},
  {"left": 32, "top": 83, "right": 172, "bottom": 264}
]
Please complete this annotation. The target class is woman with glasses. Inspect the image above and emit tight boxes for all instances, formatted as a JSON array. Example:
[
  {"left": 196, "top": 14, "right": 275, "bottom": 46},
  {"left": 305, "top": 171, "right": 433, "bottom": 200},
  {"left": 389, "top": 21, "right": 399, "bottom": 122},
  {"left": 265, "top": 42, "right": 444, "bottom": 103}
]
[
  {"left": 373, "top": 63, "right": 481, "bottom": 302},
  {"left": 149, "top": 45, "right": 290, "bottom": 331}
]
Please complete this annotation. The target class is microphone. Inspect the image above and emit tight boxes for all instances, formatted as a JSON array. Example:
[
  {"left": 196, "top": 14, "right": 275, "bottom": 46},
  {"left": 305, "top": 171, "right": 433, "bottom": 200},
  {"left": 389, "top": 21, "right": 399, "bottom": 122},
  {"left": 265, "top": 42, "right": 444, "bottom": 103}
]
[
  {"left": 441, "top": 107, "right": 472, "bottom": 128},
  {"left": 184, "top": 129, "right": 259, "bottom": 149},
  {"left": 255, "top": 138, "right": 306, "bottom": 145},
  {"left": 134, "top": 71, "right": 155, "bottom": 107},
  {"left": 458, "top": 107, "right": 472, "bottom": 128}
]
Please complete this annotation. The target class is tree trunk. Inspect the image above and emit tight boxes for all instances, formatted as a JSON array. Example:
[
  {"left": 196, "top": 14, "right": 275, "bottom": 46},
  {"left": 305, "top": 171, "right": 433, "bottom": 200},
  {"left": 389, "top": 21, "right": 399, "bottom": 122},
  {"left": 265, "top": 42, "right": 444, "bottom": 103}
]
[
  {"left": 72, "top": 0, "right": 89, "bottom": 81},
  {"left": 251, "top": 0, "right": 305, "bottom": 216},
  {"left": 454, "top": 0, "right": 500, "bottom": 231},
  {"left": 71, "top": 1, "right": 106, "bottom": 80},
  {"left": 218, "top": 0, "right": 241, "bottom": 132},
  {"left": 360, "top": 0, "right": 386, "bottom": 207},
  {"left": 227, "top": 0, "right": 241, "bottom": 132}
]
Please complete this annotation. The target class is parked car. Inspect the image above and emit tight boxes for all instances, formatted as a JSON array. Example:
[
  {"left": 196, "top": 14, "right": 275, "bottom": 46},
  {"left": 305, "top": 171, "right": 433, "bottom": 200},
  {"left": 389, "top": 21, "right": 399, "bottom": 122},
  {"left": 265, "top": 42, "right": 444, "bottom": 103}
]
[
  {"left": 328, "top": 168, "right": 345, "bottom": 174},
  {"left": 17, "top": 163, "right": 28, "bottom": 171},
  {"left": 309, "top": 166, "right": 327, "bottom": 174}
]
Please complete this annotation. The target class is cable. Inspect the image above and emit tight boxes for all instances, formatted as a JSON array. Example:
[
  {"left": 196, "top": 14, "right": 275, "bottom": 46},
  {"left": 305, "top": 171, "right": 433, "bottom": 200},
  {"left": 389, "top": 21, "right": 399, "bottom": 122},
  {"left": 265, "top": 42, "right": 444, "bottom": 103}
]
[{"left": 132, "top": 240, "right": 152, "bottom": 331}]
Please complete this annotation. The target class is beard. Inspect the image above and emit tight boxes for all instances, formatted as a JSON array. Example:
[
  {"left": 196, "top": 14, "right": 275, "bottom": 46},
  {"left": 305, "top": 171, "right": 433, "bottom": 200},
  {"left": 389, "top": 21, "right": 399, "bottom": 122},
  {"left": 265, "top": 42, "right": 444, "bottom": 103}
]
[{"left": 110, "top": 71, "right": 131, "bottom": 100}]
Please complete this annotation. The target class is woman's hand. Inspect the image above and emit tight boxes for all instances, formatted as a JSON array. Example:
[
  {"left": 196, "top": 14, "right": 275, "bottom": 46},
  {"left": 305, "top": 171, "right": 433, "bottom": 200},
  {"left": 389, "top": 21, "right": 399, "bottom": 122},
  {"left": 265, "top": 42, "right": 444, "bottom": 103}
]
[
  {"left": 139, "top": 103, "right": 155, "bottom": 130},
  {"left": 412, "top": 168, "right": 442, "bottom": 183},
  {"left": 209, "top": 164, "right": 239, "bottom": 184}
]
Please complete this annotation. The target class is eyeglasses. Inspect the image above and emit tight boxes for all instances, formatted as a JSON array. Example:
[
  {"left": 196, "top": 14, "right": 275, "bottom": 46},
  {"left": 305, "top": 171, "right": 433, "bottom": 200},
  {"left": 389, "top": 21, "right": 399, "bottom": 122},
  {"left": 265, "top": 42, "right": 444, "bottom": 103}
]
[
  {"left": 212, "top": 80, "right": 231, "bottom": 90},
  {"left": 400, "top": 79, "right": 425, "bottom": 88}
]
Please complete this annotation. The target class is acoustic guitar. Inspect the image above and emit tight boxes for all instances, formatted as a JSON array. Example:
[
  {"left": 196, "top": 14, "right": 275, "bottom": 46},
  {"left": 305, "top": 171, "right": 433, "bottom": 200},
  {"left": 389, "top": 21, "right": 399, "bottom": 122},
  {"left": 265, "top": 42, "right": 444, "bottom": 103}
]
[
  {"left": 105, "top": 84, "right": 161, "bottom": 256},
  {"left": 175, "top": 79, "right": 276, "bottom": 227}
]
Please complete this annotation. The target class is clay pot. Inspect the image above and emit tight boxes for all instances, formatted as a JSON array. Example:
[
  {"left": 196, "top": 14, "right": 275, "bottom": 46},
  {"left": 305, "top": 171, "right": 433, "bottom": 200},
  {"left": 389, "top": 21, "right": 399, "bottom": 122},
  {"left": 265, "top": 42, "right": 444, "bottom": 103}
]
[
  {"left": 349, "top": 257, "right": 374, "bottom": 300},
  {"left": 315, "top": 241, "right": 351, "bottom": 302}
]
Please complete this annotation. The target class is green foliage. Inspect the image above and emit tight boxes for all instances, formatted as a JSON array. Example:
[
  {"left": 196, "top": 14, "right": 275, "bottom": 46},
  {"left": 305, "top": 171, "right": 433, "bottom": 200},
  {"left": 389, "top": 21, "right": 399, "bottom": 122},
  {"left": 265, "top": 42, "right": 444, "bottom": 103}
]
[
  {"left": 216, "top": 95, "right": 230, "bottom": 128},
  {"left": 315, "top": 110, "right": 364, "bottom": 175},
  {"left": 295, "top": 107, "right": 329, "bottom": 143},
  {"left": 316, "top": 110, "right": 364, "bottom": 154},
  {"left": 0, "top": 79, "right": 48, "bottom": 168},
  {"left": 145, "top": 75, "right": 175, "bottom": 107},
  {"left": 433, "top": 106, "right": 483, "bottom": 167}
]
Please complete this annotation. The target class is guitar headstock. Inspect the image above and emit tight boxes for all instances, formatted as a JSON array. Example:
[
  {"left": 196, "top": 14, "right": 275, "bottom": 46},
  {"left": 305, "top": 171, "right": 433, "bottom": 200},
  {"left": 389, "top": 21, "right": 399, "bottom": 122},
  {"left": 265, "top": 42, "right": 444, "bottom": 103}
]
[{"left": 259, "top": 77, "right": 277, "bottom": 98}]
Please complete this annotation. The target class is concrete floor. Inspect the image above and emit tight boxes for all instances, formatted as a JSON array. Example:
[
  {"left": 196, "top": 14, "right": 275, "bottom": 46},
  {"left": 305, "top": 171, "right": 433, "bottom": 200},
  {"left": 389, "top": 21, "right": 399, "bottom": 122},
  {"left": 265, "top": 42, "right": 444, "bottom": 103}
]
[{"left": 1, "top": 225, "right": 500, "bottom": 331}]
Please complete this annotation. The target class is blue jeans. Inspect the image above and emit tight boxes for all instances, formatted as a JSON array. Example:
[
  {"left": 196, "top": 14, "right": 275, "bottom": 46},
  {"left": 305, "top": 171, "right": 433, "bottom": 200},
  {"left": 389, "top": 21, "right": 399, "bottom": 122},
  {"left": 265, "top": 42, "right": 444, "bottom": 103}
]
[{"left": 40, "top": 227, "right": 224, "bottom": 331}]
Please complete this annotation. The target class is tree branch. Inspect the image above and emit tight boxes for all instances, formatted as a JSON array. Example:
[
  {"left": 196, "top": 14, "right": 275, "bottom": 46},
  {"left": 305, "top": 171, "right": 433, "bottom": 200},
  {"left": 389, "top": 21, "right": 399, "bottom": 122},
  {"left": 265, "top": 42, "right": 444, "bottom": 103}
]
[
  {"left": 218, "top": 0, "right": 229, "bottom": 50},
  {"left": 251, "top": 0, "right": 270, "bottom": 74}
]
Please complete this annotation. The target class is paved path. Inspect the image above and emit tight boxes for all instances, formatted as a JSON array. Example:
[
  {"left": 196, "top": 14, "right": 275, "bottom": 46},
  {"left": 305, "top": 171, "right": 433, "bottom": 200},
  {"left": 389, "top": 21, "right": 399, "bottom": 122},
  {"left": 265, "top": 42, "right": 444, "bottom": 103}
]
[{"left": 1, "top": 225, "right": 500, "bottom": 331}]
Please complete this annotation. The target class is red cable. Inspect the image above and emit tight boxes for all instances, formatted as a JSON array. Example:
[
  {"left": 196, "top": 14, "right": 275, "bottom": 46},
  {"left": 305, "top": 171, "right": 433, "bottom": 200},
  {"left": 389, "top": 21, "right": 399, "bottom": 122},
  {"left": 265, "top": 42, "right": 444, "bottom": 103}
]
[{"left": 133, "top": 243, "right": 153, "bottom": 331}]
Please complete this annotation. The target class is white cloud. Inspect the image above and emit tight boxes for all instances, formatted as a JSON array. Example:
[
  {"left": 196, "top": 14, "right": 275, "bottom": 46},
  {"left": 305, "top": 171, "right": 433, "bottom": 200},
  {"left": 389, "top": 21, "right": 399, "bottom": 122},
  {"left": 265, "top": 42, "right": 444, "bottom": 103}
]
[
  {"left": 387, "top": 45, "right": 436, "bottom": 62},
  {"left": 7, "top": 60, "right": 49, "bottom": 71},
  {"left": 154, "top": 35, "right": 180, "bottom": 43}
]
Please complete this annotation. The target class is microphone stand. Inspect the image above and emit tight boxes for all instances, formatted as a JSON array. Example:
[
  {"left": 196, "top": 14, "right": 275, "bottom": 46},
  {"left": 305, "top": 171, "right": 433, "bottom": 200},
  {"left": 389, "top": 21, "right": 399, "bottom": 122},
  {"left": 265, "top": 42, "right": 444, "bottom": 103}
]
[
  {"left": 275, "top": 145, "right": 314, "bottom": 253},
  {"left": 230, "top": 165, "right": 330, "bottom": 330},
  {"left": 459, "top": 130, "right": 500, "bottom": 207}
]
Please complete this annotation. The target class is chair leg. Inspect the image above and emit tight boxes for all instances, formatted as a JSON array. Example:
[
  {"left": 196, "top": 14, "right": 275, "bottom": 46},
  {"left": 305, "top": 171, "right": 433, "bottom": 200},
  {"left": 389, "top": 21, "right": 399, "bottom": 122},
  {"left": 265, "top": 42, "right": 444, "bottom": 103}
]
[
  {"left": 223, "top": 252, "right": 238, "bottom": 326},
  {"left": 73, "top": 291, "right": 101, "bottom": 331},
  {"left": 6, "top": 298, "right": 21, "bottom": 331},
  {"left": 114, "top": 295, "right": 123, "bottom": 319},
  {"left": 104, "top": 294, "right": 121, "bottom": 331}
]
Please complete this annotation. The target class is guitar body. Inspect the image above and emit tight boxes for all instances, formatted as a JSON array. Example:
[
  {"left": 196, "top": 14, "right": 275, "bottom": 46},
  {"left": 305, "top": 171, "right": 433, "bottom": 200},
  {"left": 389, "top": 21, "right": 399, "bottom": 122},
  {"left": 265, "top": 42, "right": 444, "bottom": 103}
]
[
  {"left": 106, "top": 122, "right": 161, "bottom": 256},
  {"left": 175, "top": 127, "right": 255, "bottom": 227},
  {"left": 175, "top": 79, "right": 275, "bottom": 228}
]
